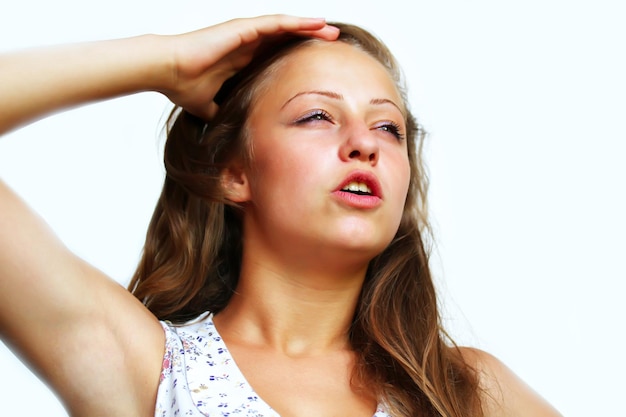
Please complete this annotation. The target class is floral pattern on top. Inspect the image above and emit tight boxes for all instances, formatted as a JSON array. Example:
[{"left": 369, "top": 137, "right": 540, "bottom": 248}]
[{"left": 155, "top": 312, "right": 391, "bottom": 417}]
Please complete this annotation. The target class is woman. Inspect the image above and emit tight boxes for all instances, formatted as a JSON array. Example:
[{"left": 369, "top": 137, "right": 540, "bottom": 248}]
[{"left": 0, "top": 14, "right": 560, "bottom": 417}]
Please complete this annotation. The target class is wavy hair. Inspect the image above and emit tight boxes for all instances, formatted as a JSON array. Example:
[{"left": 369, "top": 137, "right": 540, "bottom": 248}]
[{"left": 129, "top": 23, "right": 482, "bottom": 417}]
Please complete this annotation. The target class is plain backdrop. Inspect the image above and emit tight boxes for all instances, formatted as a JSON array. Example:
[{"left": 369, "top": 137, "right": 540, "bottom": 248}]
[{"left": 1, "top": 0, "right": 624, "bottom": 415}]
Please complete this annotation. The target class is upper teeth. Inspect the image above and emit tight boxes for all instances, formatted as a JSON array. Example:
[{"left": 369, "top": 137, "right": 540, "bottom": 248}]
[{"left": 342, "top": 182, "right": 372, "bottom": 194}]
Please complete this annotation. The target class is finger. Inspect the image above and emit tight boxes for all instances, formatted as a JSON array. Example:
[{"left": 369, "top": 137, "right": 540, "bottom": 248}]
[
  {"left": 255, "top": 15, "right": 329, "bottom": 32},
  {"left": 291, "top": 26, "right": 341, "bottom": 40},
  {"left": 235, "top": 15, "right": 339, "bottom": 44}
]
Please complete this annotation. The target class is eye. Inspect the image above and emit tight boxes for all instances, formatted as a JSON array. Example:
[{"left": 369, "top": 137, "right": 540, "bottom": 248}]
[
  {"left": 375, "top": 121, "right": 405, "bottom": 141},
  {"left": 294, "top": 109, "right": 334, "bottom": 125}
]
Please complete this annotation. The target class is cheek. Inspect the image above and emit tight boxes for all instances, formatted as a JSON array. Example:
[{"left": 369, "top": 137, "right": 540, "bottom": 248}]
[
  {"left": 388, "top": 151, "right": 412, "bottom": 200},
  {"left": 248, "top": 145, "right": 326, "bottom": 204}
]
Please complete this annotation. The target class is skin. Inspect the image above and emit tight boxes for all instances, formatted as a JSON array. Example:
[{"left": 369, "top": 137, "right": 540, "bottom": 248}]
[{"left": 0, "top": 14, "right": 561, "bottom": 417}]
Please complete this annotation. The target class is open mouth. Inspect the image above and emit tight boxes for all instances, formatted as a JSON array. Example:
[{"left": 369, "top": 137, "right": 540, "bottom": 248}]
[
  {"left": 341, "top": 181, "right": 373, "bottom": 196},
  {"left": 335, "top": 171, "right": 382, "bottom": 201}
]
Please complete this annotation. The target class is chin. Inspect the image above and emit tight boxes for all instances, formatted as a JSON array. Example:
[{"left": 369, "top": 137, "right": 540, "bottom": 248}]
[{"left": 330, "top": 232, "right": 393, "bottom": 258}]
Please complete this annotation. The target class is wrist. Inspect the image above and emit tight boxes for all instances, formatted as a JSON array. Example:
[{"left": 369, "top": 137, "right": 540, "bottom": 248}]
[{"left": 115, "top": 34, "right": 175, "bottom": 94}]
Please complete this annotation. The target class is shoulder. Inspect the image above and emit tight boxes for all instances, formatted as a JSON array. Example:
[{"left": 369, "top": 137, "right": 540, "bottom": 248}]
[{"left": 457, "top": 347, "right": 562, "bottom": 417}]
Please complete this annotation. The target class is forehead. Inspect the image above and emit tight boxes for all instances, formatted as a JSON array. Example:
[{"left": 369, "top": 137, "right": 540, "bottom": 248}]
[{"left": 252, "top": 41, "right": 405, "bottom": 112}]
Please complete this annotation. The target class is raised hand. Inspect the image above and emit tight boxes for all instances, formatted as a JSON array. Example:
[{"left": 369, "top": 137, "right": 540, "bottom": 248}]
[{"left": 159, "top": 15, "right": 340, "bottom": 119}]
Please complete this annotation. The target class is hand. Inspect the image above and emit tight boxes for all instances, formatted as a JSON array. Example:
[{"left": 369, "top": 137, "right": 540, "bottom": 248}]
[{"left": 159, "top": 15, "right": 340, "bottom": 119}]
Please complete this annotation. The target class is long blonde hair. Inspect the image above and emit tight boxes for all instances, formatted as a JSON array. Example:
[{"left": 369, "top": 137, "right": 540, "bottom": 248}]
[{"left": 129, "top": 23, "right": 483, "bottom": 417}]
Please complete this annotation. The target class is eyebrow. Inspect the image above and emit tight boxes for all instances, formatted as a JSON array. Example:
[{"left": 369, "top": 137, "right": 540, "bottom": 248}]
[{"left": 281, "top": 90, "right": 404, "bottom": 114}]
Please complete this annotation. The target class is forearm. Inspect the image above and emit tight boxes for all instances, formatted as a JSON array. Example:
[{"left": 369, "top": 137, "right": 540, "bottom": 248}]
[{"left": 0, "top": 34, "right": 170, "bottom": 134}]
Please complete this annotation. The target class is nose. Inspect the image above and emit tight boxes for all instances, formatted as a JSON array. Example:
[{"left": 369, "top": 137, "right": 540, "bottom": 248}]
[{"left": 338, "top": 121, "right": 379, "bottom": 165}]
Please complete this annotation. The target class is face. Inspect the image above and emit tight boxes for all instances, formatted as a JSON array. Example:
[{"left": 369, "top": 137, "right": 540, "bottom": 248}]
[{"left": 234, "top": 41, "right": 411, "bottom": 269}]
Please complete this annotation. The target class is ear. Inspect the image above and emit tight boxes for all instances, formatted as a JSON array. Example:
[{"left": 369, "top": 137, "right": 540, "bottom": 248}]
[{"left": 220, "top": 164, "right": 251, "bottom": 203}]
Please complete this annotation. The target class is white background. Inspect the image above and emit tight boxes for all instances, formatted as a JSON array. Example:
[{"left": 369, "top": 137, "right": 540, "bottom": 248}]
[{"left": 1, "top": 0, "right": 624, "bottom": 415}]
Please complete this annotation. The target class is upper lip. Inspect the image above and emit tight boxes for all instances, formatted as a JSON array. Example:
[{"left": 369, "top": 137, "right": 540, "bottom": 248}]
[{"left": 334, "top": 170, "right": 383, "bottom": 199}]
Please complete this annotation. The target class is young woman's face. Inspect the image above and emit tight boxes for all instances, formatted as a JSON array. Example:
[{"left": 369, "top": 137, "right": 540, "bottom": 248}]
[{"left": 241, "top": 41, "right": 411, "bottom": 267}]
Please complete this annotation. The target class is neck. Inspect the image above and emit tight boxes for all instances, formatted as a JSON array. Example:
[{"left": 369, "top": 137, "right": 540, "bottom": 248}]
[{"left": 214, "top": 252, "right": 367, "bottom": 357}]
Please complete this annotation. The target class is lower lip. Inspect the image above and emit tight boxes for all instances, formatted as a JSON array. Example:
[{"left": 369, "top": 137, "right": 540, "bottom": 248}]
[{"left": 332, "top": 191, "right": 382, "bottom": 209}]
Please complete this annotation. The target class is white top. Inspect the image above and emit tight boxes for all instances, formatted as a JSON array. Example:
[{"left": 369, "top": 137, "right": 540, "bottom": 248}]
[{"left": 155, "top": 312, "right": 391, "bottom": 417}]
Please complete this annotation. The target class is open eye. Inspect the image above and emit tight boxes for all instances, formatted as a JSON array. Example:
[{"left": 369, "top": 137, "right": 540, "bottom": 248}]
[
  {"left": 294, "top": 109, "right": 334, "bottom": 125},
  {"left": 375, "top": 121, "right": 405, "bottom": 141}
]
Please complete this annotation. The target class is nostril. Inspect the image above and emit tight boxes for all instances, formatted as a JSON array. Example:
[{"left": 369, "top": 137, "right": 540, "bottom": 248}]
[
  {"left": 369, "top": 153, "right": 376, "bottom": 161},
  {"left": 349, "top": 150, "right": 360, "bottom": 158}
]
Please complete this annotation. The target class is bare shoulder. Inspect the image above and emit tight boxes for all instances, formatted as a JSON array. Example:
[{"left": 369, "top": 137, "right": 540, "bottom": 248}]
[{"left": 458, "top": 347, "right": 563, "bottom": 417}]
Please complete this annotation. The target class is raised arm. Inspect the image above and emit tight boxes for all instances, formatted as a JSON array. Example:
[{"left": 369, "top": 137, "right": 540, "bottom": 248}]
[
  {"left": 0, "top": 15, "right": 338, "bottom": 133},
  {"left": 0, "top": 15, "right": 338, "bottom": 416}
]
